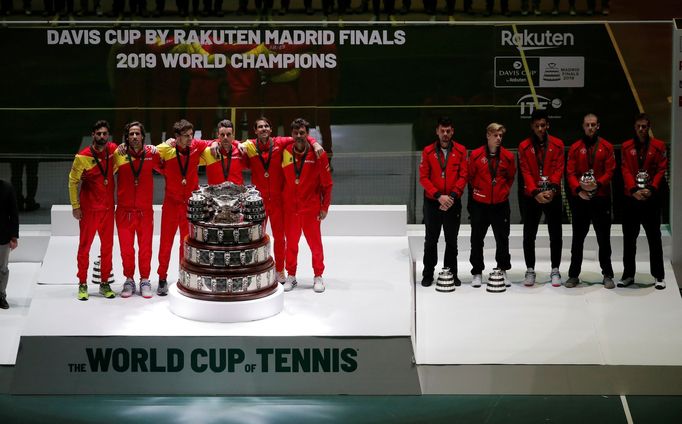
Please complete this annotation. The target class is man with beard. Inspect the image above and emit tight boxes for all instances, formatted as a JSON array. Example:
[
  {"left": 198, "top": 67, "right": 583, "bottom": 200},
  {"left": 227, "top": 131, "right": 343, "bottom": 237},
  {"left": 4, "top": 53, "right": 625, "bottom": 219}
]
[
  {"left": 113, "top": 121, "right": 162, "bottom": 298},
  {"left": 281, "top": 118, "right": 333, "bottom": 293},
  {"left": 617, "top": 113, "right": 667, "bottom": 290},
  {"left": 518, "top": 110, "right": 564, "bottom": 287},
  {"left": 69, "top": 120, "right": 117, "bottom": 300},
  {"left": 565, "top": 113, "right": 616, "bottom": 289},
  {"left": 418, "top": 116, "right": 467, "bottom": 287},
  {"left": 468, "top": 123, "right": 516, "bottom": 288},
  {"left": 241, "top": 117, "right": 323, "bottom": 285}
]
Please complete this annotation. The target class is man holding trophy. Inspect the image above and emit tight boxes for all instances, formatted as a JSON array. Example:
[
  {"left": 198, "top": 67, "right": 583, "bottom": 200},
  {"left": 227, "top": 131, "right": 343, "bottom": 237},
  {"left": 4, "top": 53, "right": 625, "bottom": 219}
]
[
  {"left": 617, "top": 114, "right": 668, "bottom": 290},
  {"left": 565, "top": 113, "right": 616, "bottom": 289},
  {"left": 518, "top": 110, "right": 565, "bottom": 287}
]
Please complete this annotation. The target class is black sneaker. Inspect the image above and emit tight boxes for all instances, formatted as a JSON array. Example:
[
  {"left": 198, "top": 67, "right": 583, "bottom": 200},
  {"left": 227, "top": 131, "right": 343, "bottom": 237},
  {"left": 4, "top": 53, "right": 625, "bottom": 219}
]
[
  {"left": 0, "top": 295, "right": 8, "bottom": 309},
  {"left": 617, "top": 277, "right": 635, "bottom": 288},
  {"left": 453, "top": 277, "right": 462, "bottom": 287},
  {"left": 157, "top": 279, "right": 168, "bottom": 296},
  {"left": 421, "top": 276, "right": 434, "bottom": 287}
]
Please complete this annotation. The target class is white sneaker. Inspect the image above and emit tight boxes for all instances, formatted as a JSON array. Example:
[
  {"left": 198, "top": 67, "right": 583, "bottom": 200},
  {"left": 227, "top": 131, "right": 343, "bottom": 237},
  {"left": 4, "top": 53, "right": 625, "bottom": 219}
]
[
  {"left": 550, "top": 268, "right": 562, "bottom": 287},
  {"left": 120, "top": 278, "right": 136, "bottom": 298},
  {"left": 283, "top": 275, "right": 297, "bottom": 292},
  {"left": 472, "top": 274, "right": 482, "bottom": 288},
  {"left": 523, "top": 269, "right": 536, "bottom": 287},
  {"left": 502, "top": 270, "right": 511, "bottom": 287},
  {"left": 313, "top": 276, "right": 325, "bottom": 293},
  {"left": 276, "top": 271, "right": 286, "bottom": 284},
  {"left": 655, "top": 279, "right": 666, "bottom": 290},
  {"left": 139, "top": 279, "right": 153, "bottom": 298}
]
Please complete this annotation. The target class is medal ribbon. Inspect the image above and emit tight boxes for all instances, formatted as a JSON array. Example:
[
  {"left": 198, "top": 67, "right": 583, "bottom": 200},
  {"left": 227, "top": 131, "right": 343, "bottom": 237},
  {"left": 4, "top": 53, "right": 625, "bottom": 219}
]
[
  {"left": 293, "top": 145, "right": 309, "bottom": 182},
  {"left": 486, "top": 146, "right": 500, "bottom": 184},
  {"left": 176, "top": 145, "right": 190, "bottom": 181},
  {"left": 435, "top": 141, "right": 451, "bottom": 181},
  {"left": 637, "top": 139, "right": 649, "bottom": 171},
  {"left": 220, "top": 146, "right": 233, "bottom": 181},
  {"left": 587, "top": 139, "right": 600, "bottom": 171},
  {"left": 89, "top": 146, "right": 110, "bottom": 182},
  {"left": 256, "top": 140, "right": 273, "bottom": 174},
  {"left": 126, "top": 147, "right": 145, "bottom": 183},
  {"left": 534, "top": 139, "right": 549, "bottom": 176}
]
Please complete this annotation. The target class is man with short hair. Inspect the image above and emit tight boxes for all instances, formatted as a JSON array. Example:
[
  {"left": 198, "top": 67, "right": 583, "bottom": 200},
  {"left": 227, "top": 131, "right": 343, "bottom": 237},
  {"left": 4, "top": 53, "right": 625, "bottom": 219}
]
[
  {"left": 618, "top": 113, "right": 667, "bottom": 290},
  {"left": 281, "top": 118, "right": 333, "bottom": 293},
  {"left": 418, "top": 116, "right": 467, "bottom": 287},
  {"left": 518, "top": 110, "right": 564, "bottom": 287},
  {"left": 468, "top": 123, "right": 516, "bottom": 287},
  {"left": 114, "top": 121, "right": 162, "bottom": 298},
  {"left": 201, "top": 119, "right": 245, "bottom": 186},
  {"left": 69, "top": 120, "right": 117, "bottom": 300},
  {"left": 0, "top": 179, "right": 19, "bottom": 310},
  {"left": 565, "top": 113, "right": 616, "bottom": 288},
  {"left": 156, "top": 119, "right": 212, "bottom": 295}
]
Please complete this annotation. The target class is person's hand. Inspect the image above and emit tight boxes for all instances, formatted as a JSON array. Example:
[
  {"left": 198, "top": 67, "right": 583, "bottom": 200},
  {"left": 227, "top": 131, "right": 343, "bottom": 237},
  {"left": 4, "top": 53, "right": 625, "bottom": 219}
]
[
  {"left": 578, "top": 191, "right": 592, "bottom": 201},
  {"left": 633, "top": 189, "right": 651, "bottom": 201},
  {"left": 146, "top": 144, "right": 158, "bottom": 155},
  {"left": 117, "top": 143, "right": 126, "bottom": 154},
  {"left": 72, "top": 208, "right": 82, "bottom": 220},
  {"left": 210, "top": 141, "right": 220, "bottom": 158},
  {"left": 237, "top": 142, "right": 247, "bottom": 154},
  {"left": 534, "top": 191, "right": 549, "bottom": 204},
  {"left": 579, "top": 180, "right": 597, "bottom": 192},
  {"left": 318, "top": 210, "right": 328, "bottom": 221},
  {"left": 438, "top": 195, "right": 454, "bottom": 210},
  {"left": 312, "top": 142, "right": 324, "bottom": 158},
  {"left": 9, "top": 238, "right": 17, "bottom": 250},
  {"left": 165, "top": 138, "right": 176, "bottom": 147}
]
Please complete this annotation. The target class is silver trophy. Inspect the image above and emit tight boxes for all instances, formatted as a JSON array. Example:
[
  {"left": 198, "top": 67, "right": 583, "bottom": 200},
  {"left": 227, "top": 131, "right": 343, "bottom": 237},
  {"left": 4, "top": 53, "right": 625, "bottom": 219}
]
[
  {"left": 635, "top": 170, "right": 650, "bottom": 189},
  {"left": 435, "top": 267, "right": 456, "bottom": 293},
  {"left": 486, "top": 268, "right": 506, "bottom": 293},
  {"left": 537, "top": 175, "right": 552, "bottom": 192},
  {"left": 580, "top": 169, "right": 597, "bottom": 198}
]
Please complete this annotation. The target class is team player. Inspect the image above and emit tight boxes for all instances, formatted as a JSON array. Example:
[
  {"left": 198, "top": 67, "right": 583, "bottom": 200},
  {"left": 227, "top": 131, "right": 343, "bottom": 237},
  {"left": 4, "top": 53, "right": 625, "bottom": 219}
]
[
  {"left": 468, "top": 123, "right": 516, "bottom": 287},
  {"left": 156, "top": 119, "right": 212, "bottom": 296},
  {"left": 418, "top": 116, "right": 468, "bottom": 287},
  {"left": 69, "top": 120, "right": 117, "bottom": 301},
  {"left": 281, "top": 118, "right": 333, "bottom": 293},
  {"left": 565, "top": 113, "right": 616, "bottom": 289},
  {"left": 618, "top": 113, "right": 667, "bottom": 290},
  {"left": 201, "top": 119, "right": 245, "bottom": 185},
  {"left": 518, "top": 110, "right": 565, "bottom": 287},
  {"left": 241, "top": 117, "right": 323, "bottom": 285},
  {"left": 113, "top": 121, "right": 162, "bottom": 298}
]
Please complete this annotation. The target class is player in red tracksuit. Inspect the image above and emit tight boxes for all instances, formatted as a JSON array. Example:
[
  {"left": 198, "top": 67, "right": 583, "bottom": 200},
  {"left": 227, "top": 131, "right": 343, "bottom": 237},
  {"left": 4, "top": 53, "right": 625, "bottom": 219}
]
[
  {"left": 517, "top": 109, "right": 565, "bottom": 287},
  {"left": 69, "top": 120, "right": 117, "bottom": 301},
  {"left": 201, "top": 119, "right": 245, "bottom": 186},
  {"left": 241, "top": 116, "right": 323, "bottom": 284},
  {"left": 468, "top": 123, "right": 516, "bottom": 288},
  {"left": 113, "top": 121, "right": 162, "bottom": 299},
  {"left": 281, "top": 118, "right": 333, "bottom": 293},
  {"left": 565, "top": 113, "right": 616, "bottom": 289},
  {"left": 618, "top": 113, "right": 668, "bottom": 290},
  {"left": 418, "top": 116, "right": 468, "bottom": 287},
  {"left": 156, "top": 119, "right": 212, "bottom": 295}
]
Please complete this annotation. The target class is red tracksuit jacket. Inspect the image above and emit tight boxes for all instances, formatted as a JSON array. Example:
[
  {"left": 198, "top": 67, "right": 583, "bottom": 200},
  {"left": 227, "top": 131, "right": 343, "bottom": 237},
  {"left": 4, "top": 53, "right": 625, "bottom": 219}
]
[
  {"left": 202, "top": 140, "right": 245, "bottom": 186},
  {"left": 419, "top": 140, "right": 468, "bottom": 200},
  {"left": 518, "top": 135, "right": 565, "bottom": 197},
  {"left": 68, "top": 142, "right": 117, "bottom": 211},
  {"left": 157, "top": 139, "right": 211, "bottom": 203},
  {"left": 113, "top": 145, "right": 162, "bottom": 209},
  {"left": 566, "top": 137, "right": 615, "bottom": 197},
  {"left": 620, "top": 137, "right": 667, "bottom": 196},
  {"left": 468, "top": 145, "right": 516, "bottom": 204}
]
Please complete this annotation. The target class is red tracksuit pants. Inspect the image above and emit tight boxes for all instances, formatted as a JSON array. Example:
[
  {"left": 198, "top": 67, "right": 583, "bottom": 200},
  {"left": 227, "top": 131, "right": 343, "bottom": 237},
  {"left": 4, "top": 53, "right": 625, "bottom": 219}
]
[
  {"left": 285, "top": 210, "right": 324, "bottom": 277},
  {"left": 77, "top": 208, "right": 114, "bottom": 284},
  {"left": 264, "top": 197, "right": 286, "bottom": 273},
  {"left": 157, "top": 199, "right": 188, "bottom": 280},
  {"left": 116, "top": 208, "right": 153, "bottom": 280}
]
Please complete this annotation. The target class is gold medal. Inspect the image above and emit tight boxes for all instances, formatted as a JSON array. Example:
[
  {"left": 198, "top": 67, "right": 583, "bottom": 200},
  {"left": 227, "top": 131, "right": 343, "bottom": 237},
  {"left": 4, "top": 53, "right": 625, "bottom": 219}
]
[
  {"left": 295, "top": 178, "right": 300, "bottom": 184},
  {"left": 104, "top": 178, "right": 108, "bottom": 186},
  {"left": 264, "top": 172, "right": 269, "bottom": 178},
  {"left": 182, "top": 178, "right": 187, "bottom": 185},
  {"left": 134, "top": 178, "right": 139, "bottom": 186}
]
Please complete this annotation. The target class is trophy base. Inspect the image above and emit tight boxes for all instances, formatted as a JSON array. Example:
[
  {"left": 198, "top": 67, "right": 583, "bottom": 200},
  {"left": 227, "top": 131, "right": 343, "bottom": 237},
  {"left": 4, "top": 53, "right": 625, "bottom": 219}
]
[{"left": 168, "top": 282, "right": 284, "bottom": 323}]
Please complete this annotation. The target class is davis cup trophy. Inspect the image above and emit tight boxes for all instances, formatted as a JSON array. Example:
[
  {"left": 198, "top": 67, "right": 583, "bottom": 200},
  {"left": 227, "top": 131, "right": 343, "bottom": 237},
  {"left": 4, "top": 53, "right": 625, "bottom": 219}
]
[
  {"left": 435, "top": 267, "right": 456, "bottom": 293},
  {"left": 169, "top": 182, "right": 284, "bottom": 322},
  {"left": 580, "top": 169, "right": 597, "bottom": 198}
]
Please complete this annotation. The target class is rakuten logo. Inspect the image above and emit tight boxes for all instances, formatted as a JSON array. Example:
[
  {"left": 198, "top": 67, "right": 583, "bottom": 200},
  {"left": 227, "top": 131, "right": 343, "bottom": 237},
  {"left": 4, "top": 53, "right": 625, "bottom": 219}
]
[{"left": 501, "top": 29, "right": 575, "bottom": 51}]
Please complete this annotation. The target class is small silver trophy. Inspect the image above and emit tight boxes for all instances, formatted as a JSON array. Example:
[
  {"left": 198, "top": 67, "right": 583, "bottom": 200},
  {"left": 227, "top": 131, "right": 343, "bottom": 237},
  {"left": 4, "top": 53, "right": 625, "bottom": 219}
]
[
  {"left": 486, "top": 268, "right": 506, "bottom": 293},
  {"left": 537, "top": 175, "right": 552, "bottom": 192},
  {"left": 436, "top": 267, "right": 456, "bottom": 293},
  {"left": 580, "top": 169, "right": 597, "bottom": 198},
  {"left": 635, "top": 170, "right": 650, "bottom": 189}
]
